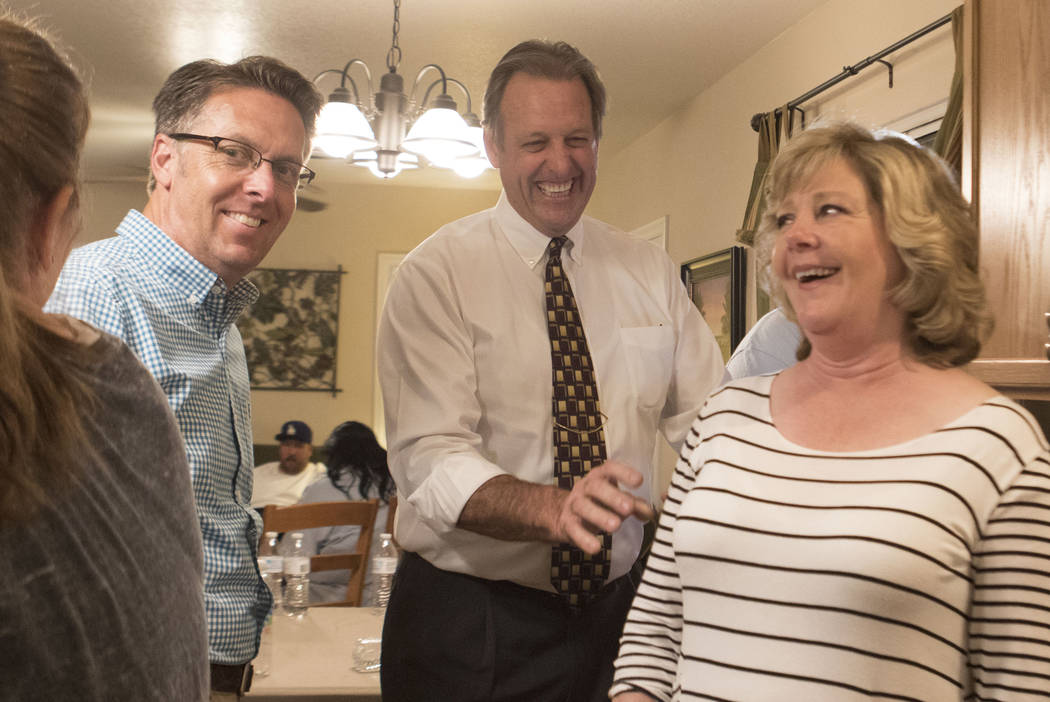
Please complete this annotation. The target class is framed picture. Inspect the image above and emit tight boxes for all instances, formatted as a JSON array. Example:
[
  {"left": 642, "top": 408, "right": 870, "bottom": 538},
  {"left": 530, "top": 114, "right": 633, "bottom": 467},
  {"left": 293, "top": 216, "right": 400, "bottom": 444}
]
[
  {"left": 237, "top": 267, "right": 344, "bottom": 394},
  {"left": 681, "top": 247, "right": 747, "bottom": 362}
]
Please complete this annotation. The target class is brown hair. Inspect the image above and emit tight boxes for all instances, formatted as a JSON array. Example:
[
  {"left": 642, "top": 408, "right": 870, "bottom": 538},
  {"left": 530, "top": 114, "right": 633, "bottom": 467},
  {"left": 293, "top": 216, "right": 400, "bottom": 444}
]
[
  {"left": 0, "top": 11, "right": 94, "bottom": 522},
  {"left": 148, "top": 56, "right": 323, "bottom": 192},
  {"left": 483, "top": 39, "right": 606, "bottom": 143},
  {"left": 754, "top": 121, "right": 992, "bottom": 367}
]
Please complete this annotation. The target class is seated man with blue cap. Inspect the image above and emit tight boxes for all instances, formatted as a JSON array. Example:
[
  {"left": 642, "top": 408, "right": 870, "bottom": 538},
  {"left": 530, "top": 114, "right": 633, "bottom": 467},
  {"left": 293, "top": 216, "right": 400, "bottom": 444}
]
[{"left": 251, "top": 420, "right": 325, "bottom": 508}]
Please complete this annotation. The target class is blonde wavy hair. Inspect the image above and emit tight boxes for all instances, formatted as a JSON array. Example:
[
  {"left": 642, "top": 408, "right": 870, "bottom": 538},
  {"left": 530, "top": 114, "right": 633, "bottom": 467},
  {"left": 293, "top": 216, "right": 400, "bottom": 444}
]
[{"left": 753, "top": 121, "right": 991, "bottom": 367}]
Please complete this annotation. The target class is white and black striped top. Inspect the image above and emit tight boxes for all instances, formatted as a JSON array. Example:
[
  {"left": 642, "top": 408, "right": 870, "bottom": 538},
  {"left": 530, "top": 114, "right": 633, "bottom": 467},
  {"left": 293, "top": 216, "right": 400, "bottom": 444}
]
[{"left": 611, "top": 375, "right": 1050, "bottom": 701}]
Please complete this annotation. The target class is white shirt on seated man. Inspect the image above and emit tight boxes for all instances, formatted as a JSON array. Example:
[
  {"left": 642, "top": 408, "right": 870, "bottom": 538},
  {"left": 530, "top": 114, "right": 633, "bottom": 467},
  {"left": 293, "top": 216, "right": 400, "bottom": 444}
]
[
  {"left": 722, "top": 306, "right": 802, "bottom": 382},
  {"left": 251, "top": 420, "right": 325, "bottom": 508}
]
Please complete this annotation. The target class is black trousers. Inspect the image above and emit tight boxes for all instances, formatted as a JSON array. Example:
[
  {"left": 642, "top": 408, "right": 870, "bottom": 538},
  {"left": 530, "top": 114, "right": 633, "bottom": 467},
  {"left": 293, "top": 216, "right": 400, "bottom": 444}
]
[{"left": 380, "top": 551, "right": 637, "bottom": 702}]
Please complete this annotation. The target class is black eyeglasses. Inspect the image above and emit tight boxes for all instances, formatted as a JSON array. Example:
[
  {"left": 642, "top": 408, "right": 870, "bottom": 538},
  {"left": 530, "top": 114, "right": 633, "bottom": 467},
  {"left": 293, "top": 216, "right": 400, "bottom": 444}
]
[{"left": 167, "top": 133, "right": 316, "bottom": 190}]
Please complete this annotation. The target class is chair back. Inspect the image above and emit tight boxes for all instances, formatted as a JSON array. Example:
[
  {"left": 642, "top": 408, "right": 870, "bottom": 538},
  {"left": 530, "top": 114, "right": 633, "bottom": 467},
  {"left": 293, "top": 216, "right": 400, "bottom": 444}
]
[
  {"left": 262, "top": 500, "right": 379, "bottom": 607},
  {"left": 385, "top": 495, "right": 398, "bottom": 536}
]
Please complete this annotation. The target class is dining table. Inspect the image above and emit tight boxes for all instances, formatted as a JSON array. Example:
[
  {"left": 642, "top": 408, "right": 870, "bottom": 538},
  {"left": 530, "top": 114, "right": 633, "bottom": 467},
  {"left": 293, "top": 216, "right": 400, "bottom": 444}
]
[{"left": 246, "top": 606, "right": 384, "bottom": 701}]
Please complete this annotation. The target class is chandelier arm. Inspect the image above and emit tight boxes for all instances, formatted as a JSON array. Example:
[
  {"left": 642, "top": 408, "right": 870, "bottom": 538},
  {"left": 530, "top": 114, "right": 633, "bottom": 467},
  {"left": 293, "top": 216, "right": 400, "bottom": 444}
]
[
  {"left": 313, "top": 60, "right": 375, "bottom": 110},
  {"left": 420, "top": 77, "right": 472, "bottom": 115},
  {"left": 339, "top": 59, "right": 374, "bottom": 110},
  {"left": 409, "top": 64, "right": 450, "bottom": 112},
  {"left": 312, "top": 68, "right": 346, "bottom": 83}
]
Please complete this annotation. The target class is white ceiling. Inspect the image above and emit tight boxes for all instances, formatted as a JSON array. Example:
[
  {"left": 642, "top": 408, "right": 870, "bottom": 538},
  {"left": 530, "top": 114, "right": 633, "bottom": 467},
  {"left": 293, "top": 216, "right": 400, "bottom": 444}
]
[{"left": 22, "top": 0, "right": 828, "bottom": 191}]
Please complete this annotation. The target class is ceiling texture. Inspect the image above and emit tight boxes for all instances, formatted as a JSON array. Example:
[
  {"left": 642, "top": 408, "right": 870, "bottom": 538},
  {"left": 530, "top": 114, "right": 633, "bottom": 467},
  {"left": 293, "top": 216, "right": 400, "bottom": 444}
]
[{"left": 19, "top": 0, "right": 827, "bottom": 191}]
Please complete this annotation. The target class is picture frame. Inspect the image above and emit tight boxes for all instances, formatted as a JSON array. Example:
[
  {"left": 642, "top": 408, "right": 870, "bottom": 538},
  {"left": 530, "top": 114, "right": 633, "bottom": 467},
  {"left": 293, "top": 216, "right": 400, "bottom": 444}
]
[
  {"left": 681, "top": 247, "right": 747, "bottom": 362},
  {"left": 237, "top": 267, "right": 344, "bottom": 394}
]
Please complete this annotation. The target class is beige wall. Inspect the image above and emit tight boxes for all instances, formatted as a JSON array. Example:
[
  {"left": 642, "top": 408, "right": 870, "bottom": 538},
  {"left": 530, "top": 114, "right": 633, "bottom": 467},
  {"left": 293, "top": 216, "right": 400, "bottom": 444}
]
[{"left": 256, "top": 183, "right": 498, "bottom": 445}]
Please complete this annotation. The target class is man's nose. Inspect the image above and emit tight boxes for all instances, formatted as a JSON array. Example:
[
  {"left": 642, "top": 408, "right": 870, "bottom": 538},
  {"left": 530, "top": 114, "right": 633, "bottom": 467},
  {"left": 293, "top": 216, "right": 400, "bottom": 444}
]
[
  {"left": 243, "top": 159, "right": 279, "bottom": 198},
  {"left": 545, "top": 141, "right": 574, "bottom": 174}
]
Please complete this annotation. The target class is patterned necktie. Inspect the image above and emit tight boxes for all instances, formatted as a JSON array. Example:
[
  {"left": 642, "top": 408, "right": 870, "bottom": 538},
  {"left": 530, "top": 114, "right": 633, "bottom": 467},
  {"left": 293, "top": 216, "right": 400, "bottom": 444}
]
[{"left": 545, "top": 236, "right": 611, "bottom": 606}]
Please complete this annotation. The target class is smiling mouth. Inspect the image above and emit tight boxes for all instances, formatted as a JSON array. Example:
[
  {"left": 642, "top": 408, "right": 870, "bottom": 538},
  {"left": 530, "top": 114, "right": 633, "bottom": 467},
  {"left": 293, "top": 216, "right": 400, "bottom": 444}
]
[
  {"left": 795, "top": 266, "right": 839, "bottom": 283},
  {"left": 225, "top": 211, "right": 263, "bottom": 228},
  {"left": 537, "top": 181, "right": 573, "bottom": 197}
]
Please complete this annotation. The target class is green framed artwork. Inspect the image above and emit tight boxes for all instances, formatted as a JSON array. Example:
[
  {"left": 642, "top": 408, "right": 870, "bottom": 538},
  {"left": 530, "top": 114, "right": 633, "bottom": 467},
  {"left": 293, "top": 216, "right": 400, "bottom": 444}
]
[
  {"left": 756, "top": 279, "right": 773, "bottom": 320},
  {"left": 237, "top": 267, "right": 344, "bottom": 394},
  {"left": 681, "top": 247, "right": 747, "bottom": 363}
]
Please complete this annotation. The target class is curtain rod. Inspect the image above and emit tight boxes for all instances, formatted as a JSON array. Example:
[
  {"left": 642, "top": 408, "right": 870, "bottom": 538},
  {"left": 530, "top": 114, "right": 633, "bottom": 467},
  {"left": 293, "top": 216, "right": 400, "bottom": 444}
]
[{"left": 750, "top": 12, "right": 953, "bottom": 132}]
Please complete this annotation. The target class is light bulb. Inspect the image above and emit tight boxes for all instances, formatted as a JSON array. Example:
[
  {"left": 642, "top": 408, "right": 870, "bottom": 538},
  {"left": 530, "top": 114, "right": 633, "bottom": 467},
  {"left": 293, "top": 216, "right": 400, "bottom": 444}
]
[
  {"left": 314, "top": 101, "right": 376, "bottom": 158},
  {"left": 402, "top": 107, "right": 476, "bottom": 165}
]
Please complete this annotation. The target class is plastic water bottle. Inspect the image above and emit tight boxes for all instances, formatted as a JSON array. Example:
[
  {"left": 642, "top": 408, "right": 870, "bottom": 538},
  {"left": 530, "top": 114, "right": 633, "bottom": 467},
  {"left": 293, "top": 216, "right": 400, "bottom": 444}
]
[
  {"left": 256, "top": 606, "right": 275, "bottom": 677},
  {"left": 284, "top": 532, "right": 310, "bottom": 617},
  {"left": 372, "top": 532, "right": 398, "bottom": 612},
  {"left": 258, "top": 531, "right": 284, "bottom": 612},
  {"left": 255, "top": 531, "right": 283, "bottom": 676}
]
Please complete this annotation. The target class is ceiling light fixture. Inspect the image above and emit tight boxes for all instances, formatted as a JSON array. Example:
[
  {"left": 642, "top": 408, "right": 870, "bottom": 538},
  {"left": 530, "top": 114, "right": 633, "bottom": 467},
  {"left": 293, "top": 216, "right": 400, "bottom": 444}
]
[{"left": 312, "top": 0, "right": 492, "bottom": 179}]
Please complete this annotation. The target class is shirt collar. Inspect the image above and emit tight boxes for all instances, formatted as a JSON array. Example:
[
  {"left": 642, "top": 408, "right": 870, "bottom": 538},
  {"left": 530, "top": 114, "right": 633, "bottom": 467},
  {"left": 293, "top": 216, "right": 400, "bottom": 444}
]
[
  {"left": 494, "top": 192, "right": 587, "bottom": 270},
  {"left": 118, "top": 209, "right": 259, "bottom": 311}
]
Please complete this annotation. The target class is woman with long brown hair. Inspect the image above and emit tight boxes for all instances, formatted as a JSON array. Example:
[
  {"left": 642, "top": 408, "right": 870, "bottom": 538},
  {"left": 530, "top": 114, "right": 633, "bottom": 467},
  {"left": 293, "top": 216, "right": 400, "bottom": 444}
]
[{"left": 0, "top": 12, "right": 207, "bottom": 700}]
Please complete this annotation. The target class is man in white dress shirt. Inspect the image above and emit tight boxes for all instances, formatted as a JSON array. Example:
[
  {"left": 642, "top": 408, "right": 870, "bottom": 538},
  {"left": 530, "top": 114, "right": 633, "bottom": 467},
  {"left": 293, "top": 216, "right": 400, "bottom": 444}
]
[
  {"left": 376, "top": 40, "right": 723, "bottom": 702},
  {"left": 251, "top": 420, "right": 324, "bottom": 508}
]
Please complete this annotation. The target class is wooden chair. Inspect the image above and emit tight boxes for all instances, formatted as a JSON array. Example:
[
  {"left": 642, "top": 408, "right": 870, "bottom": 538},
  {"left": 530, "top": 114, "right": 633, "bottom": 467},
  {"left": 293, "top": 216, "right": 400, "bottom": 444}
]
[
  {"left": 262, "top": 500, "right": 379, "bottom": 607},
  {"left": 385, "top": 495, "right": 398, "bottom": 536}
]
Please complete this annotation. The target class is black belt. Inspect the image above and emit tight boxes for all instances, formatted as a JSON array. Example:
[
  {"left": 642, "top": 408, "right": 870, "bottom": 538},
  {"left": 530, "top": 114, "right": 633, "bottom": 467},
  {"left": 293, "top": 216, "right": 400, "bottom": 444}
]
[{"left": 210, "top": 662, "right": 253, "bottom": 694}]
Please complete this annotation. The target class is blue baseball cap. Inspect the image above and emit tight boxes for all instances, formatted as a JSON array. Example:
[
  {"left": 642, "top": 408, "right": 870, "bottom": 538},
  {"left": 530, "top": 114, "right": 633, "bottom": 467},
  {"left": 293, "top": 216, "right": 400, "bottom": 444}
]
[{"left": 275, "top": 420, "right": 313, "bottom": 444}]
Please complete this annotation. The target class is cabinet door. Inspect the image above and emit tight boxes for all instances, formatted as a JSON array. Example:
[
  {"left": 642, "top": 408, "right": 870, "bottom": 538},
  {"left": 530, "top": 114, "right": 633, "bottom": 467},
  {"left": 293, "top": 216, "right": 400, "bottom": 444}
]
[{"left": 965, "top": 0, "right": 1050, "bottom": 398}]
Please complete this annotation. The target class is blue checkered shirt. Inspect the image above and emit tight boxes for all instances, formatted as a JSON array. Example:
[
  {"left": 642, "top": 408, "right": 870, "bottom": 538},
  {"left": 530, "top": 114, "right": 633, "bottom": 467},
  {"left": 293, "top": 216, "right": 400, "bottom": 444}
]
[{"left": 46, "top": 209, "right": 271, "bottom": 664}]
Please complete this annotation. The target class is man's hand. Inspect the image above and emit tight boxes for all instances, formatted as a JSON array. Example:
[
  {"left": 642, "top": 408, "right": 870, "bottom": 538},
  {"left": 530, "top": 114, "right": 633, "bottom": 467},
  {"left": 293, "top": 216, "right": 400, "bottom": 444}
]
[
  {"left": 612, "top": 693, "right": 659, "bottom": 702},
  {"left": 456, "top": 462, "right": 654, "bottom": 548},
  {"left": 553, "top": 460, "right": 654, "bottom": 554},
  {"left": 612, "top": 692, "right": 659, "bottom": 702}
]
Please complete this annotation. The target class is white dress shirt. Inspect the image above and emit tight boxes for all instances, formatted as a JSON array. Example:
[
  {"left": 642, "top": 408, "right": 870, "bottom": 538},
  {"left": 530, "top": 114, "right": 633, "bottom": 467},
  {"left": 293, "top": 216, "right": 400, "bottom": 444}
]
[{"left": 378, "top": 194, "right": 723, "bottom": 591}]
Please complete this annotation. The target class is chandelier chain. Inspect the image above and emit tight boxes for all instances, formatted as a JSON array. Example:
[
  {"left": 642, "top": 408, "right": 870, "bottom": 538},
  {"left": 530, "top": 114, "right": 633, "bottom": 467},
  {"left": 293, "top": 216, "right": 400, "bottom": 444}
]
[{"left": 386, "top": 0, "right": 402, "bottom": 72}]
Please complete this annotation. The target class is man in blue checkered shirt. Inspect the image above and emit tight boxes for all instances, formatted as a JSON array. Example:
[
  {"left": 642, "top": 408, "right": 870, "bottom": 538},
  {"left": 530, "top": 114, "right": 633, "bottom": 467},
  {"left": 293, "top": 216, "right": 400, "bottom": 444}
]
[{"left": 47, "top": 57, "right": 322, "bottom": 699}]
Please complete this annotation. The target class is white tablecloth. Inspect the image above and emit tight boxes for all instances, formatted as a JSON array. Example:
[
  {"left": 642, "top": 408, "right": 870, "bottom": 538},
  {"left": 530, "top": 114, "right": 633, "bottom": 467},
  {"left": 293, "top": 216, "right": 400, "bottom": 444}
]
[{"left": 247, "top": 606, "right": 384, "bottom": 701}]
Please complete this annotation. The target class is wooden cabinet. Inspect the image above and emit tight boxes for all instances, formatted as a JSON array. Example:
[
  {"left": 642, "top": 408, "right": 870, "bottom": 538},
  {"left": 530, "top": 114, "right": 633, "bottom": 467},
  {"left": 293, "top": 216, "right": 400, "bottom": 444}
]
[{"left": 963, "top": 0, "right": 1050, "bottom": 399}]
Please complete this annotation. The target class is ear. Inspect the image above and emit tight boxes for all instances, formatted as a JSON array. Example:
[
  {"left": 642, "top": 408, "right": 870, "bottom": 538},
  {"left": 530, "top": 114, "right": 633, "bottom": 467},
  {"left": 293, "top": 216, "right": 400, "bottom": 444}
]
[
  {"left": 482, "top": 127, "right": 501, "bottom": 169},
  {"left": 150, "top": 133, "right": 177, "bottom": 191},
  {"left": 24, "top": 185, "right": 77, "bottom": 306},
  {"left": 30, "top": 184, "right": 77, "bottom": 270}
]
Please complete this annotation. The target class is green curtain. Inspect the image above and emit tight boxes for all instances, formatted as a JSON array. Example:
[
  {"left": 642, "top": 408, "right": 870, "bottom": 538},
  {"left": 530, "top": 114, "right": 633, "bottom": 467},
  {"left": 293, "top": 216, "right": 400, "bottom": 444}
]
[
  {"left": 736, "top": 106, "right": 795, "bottom": 246},
  {"left": 932, "top": 6, "right": 964, "bottom": 171}
]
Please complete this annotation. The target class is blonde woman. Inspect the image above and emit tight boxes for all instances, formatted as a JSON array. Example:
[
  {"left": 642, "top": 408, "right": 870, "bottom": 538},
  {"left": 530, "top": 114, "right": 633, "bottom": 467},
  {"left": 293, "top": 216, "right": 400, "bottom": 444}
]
[{"left": 611, "top": 122, "right": 1050, "bottom": 701}]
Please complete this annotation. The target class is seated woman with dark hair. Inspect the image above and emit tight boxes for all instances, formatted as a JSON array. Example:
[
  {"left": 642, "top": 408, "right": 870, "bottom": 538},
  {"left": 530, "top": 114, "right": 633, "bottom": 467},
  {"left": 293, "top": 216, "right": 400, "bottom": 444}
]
[
  {"left": 611, "top": 121, "right": 1050, "bottom": 701},
  {"left": 0, "top": 12, "right": 207, "bottom": 700},
  {"left": 297, "top": 421, "right": 395, "bottom": 604}
]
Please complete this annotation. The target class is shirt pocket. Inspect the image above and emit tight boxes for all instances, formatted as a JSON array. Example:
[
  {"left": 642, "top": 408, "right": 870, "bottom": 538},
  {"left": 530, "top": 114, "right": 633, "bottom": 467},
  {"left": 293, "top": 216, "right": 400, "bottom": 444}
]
[{"left": 619, "top": 325, "right": 675, "bottom": 410}]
